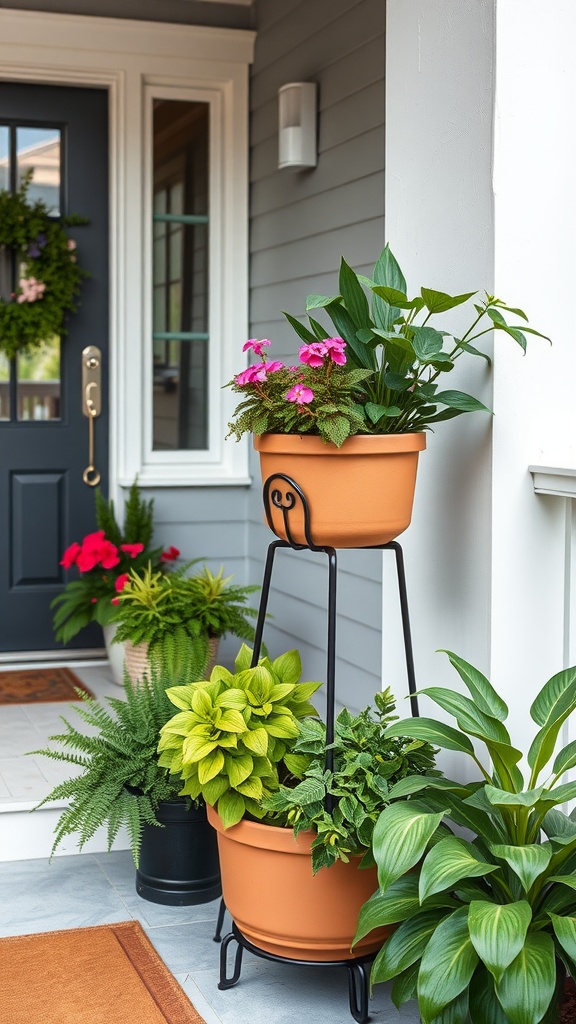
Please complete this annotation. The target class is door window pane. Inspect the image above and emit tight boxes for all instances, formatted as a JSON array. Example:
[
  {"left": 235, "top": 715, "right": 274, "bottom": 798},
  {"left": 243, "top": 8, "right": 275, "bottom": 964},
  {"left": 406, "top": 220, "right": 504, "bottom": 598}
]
[
  {"left": 17, "top": 338, "right": 61, "bottom": 421},
  {"left": 0, "top": 126, "right": 8, "bottom": 192},
  {"left": 17, "top": 127, "right": 61, "bottom": 216},
  {"left": 0, "top": 353, "right": 9, "bottom": 421},
  {"left": 152, "top": 99, "right": 209, "bottom": 450}
]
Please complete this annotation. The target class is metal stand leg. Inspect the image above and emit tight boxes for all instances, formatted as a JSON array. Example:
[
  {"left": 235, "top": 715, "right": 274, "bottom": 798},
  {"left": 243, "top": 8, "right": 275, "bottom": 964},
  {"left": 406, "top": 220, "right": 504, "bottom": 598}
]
[
  {"left": 218, "top": 930, "right": 244, "bottom": 989},
  {"left": 347, "top": 960, "right": 371, "bottom": 1024},
  {"left": 213, "top": 898, "right": 226, "bottom": 942}
]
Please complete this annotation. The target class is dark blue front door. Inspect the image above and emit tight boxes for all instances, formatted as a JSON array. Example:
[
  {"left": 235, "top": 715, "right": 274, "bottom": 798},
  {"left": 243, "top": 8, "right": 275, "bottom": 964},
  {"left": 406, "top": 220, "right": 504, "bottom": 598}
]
[{"left": 0, "top": 83, "right": 109, "bottom": 652}]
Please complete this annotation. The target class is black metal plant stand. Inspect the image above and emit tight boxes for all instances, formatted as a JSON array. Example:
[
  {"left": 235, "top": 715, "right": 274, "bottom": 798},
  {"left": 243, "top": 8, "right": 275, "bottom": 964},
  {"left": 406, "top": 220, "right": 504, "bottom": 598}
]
[{"left": 214, "top": 472, "right": 419, "bottom": 1024}]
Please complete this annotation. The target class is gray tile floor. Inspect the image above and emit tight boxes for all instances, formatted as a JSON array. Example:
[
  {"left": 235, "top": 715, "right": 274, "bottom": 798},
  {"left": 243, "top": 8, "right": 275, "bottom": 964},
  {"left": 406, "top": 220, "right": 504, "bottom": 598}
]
[{"left": 0, "top": 661, "right": 419, "bottom": 1024}]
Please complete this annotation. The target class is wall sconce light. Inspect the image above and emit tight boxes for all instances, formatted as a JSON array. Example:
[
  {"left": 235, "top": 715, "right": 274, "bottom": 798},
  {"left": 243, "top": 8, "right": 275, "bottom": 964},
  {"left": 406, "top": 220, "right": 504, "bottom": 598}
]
[{"left": 278, "top": 82, "right": 317, "bottom": 170}]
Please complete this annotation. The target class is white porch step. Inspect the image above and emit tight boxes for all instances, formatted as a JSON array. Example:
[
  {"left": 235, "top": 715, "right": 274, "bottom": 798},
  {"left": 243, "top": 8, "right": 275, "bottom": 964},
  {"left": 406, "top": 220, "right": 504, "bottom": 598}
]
[{"left": 0, "top": 800, "right": 129, "bottom": 862}]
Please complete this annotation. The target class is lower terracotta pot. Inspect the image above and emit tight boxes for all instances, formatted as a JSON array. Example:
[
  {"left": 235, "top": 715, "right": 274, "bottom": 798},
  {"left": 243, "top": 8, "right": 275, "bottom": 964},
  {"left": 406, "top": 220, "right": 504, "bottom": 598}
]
[
  {"left": 207, "top": 804, "right": 389, "bottom": 962},
  {"left": 254, "top": 432, "right": 426, "bottom": 548}
]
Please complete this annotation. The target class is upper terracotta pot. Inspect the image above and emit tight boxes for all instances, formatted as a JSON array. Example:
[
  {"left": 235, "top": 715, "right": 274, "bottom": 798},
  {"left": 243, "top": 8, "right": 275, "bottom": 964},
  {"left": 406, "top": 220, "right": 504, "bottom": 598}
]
[
  {"left": 207, "top": 803, "right": 389, "bottom": 961},
  {"left": 254, "top": 432, "right": 426, "bottom": 548}
]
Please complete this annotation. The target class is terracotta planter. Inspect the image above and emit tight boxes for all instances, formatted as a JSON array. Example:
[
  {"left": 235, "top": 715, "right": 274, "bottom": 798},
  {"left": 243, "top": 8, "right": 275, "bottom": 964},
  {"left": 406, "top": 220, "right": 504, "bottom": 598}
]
[
  {"left": 124, "top": 636, "right": 220, "bottom": 685},
  {"left": 207, "top": 804, "right": 389, "bottom": 962},
  {"left": 254, "top": 432, "right": 426, "bottom": 548}
]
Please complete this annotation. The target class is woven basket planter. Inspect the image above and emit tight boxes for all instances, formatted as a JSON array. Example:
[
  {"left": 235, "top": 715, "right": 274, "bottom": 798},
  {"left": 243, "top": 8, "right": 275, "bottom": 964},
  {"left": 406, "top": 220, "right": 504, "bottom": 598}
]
[{"left": 124, "top": 636, "right": 220, "bottom": 685}]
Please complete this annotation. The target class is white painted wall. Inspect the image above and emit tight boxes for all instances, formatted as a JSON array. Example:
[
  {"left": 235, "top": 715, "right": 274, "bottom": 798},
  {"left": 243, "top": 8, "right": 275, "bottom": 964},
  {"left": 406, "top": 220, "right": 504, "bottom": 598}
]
[{"left": 386, "top": 0, "right": 576, "bottom": 765}]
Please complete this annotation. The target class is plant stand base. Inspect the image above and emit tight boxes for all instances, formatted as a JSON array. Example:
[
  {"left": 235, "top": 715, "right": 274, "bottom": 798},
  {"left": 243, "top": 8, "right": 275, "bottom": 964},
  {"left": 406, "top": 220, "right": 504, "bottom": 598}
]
[{"left": 219, "top": 923, "right": 373, "bottom": 1024}]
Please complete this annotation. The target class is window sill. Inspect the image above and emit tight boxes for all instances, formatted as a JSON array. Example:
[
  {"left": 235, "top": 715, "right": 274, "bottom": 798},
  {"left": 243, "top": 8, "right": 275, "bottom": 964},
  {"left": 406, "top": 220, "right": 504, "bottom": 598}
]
[{"left": 529, "top": 465, "right": 576, "bottom": 499}]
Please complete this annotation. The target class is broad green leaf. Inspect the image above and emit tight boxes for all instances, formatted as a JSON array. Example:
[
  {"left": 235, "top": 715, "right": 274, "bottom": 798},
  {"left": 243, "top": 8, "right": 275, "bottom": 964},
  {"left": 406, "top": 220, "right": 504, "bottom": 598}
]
[
  {"left": 271, "top": 649, "right": 301, "bottom": 685},
  {"left": 491, "top": 320, "right": 527, "bottom": 351},
  {"left": 305, "top": 293, "right": 340, "bottom": 310},
  {"left": 326, "top": 302, "right": 376, "bottom": 369},
  {"left": 383, "top": 718, "right": 475, "bottom": 755},
  {"left": 430, "top": 990, "right": 469, "bottom": 1024},
  {"left": 553, "top": 739, "right": 576, "bottom": 777},
  {"left": 495, "top": 932, "right": 556, "bottom": 1024},
  {"left": 196, "top": 748, "right": 225, "bottom": 784},
  {"left": 235, "top": 776, "right": 263, "bottom": 800},
  {"left": 419, "top": 837, "right": 498, "bottom": 902},
  {"left": 411, "top": 325, "right": 444, "bottom": 361},
  {"left": 339, "top": 257, "right": 372, "bottom": 328},
  {"left": 390, "top": 962, "right": 419, "bottom": 1009},
  {"left": 217, "top": 788, "right": 245, "bottom": 828},
  {"left": 370, "top": 285, "right": 415, "bottom": 309},
  {"left": 387, "top": 775, "right": 470, "bottom": 801},
  {"left": 549, "top": 912, "right": 576, "bottom": 962},
  {"left": 372, "top": 801, "right": 447, "bottom": 890},
  {"left": 468, "top": 967, "right": 509, "bottom": 1024},
  {"left": 527, "top": 717, "right": 576, "bottom": 782},
  {"left": 438, "top": 654, "right": 508, "bottom": 721},
  {"left": 434, "top": 390, "right": 491, "bottom": 413},
  {"left": 543, "top": 779, "right": 576, "bottom": 806},
  {"left": 530, "top": 667, "right": 576, "bottom": 728},
  {"left": 241, "top": 727, "right": 269, "bottom": 757},
  {"left": 437, "top": 792, "right": 505, "bottom": 843},
  {"left": 371, "top": 909, "right": 447, "bottom": 983},
  {"left": 224, "top": 752, "right": 253, "bottom": 787},
  {"left": 264, "top": 715, "right": 299, "bottom": 739},
  {"left": 374, "top": 243, "right": 407, "bottom": 293},
  {"left": 484, "top": 784, "right": 544, "bottom": 809},
  {"left": 233, "top": 645, "right": 253, "bottom": 672},
  {"left": 421, "top": 287, "right": 476, "bottom": 313},
  {"left": 542, "top": 808, "right": 576, "bottom": 840},
  {"left": 201, "top": 776, "right": 229, "bottom": 806},
  {"left": 218, "top": 709, "right": 248, "bottom": 733},
  {"left": 281, "top": 310, "right": 317, "bottom": 345},
  {"left": 417, "top": 687, "right": 511, "bottom": 746},
  {"left": 455, "top": 338, "right": 492, "bottom": 364},
  {"left": 548, "top": 875, "right": 576, "bottom": 892},
  {"left": 354, "top": 874, "right": 458, "bottom": 943},
  {"left": 418, "top": 907, "right": 478, "bottom": 1023},
  {"left": 489, "top": 844, "right": 551, "bottom": 892},
  {"left": 468, "top": 901, "right": 532, "bottom": 982}
]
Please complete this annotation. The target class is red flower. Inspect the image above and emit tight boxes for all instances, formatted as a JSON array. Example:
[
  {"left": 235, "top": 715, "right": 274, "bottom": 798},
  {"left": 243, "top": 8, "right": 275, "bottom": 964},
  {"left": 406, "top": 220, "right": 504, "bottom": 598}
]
[
  {"left": 75, "top": 530, "right": 120, "bottom": 572},
  {"left": 111, "top": 597, "right": 120, "bottom": 605},
  {"left": 160, "top": 546, "right": 180, "bottom": 562},
  {"left": 60, "top": 541, "right": 81, "bottom": 568},
  {"left": 115, "top": 572, "right": 130, "bottom": 593},
  {"left": 120, "top": 543, "right": 144, "bottom": 558}
]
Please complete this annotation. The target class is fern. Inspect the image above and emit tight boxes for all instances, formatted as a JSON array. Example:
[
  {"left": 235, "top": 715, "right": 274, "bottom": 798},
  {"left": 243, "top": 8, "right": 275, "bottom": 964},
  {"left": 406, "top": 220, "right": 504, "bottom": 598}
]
[{"left": 30, "top": 671, "right": 189, "bottom": 865}]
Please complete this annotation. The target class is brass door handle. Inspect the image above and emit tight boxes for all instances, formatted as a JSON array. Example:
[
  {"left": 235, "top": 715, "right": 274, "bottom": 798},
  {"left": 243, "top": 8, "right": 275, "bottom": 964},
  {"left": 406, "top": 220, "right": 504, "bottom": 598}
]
[{"left": 82, "top": 345, "right": 102, "bottom": 487}]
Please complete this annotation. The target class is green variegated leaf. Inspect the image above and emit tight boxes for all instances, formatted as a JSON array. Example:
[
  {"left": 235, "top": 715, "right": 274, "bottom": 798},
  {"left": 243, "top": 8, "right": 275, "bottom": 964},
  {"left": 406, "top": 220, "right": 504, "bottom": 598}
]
[
  {"left": 383, "top": 718, "right": 475, "bottom": 755},
  {"left": 241, "top": 727, "right": 269, "bottom": 757},
  {"left": 224, "top": 752, "right": 253, "bottom": 787},
  {"left": 438, "top": 651, "right": 508, "bottom": 721},
  {"left": 484, "top": 784, "right": 544, "bottom": 809},
  {"left": 216, "top": 788, "right": 245, "bottom": 828},
  {"left": 553, "top": 739, "right": 576, "bottom": 776},
  {"left": 468, "top": 967, "right": 509, "bottom": 1024},
  {"left": 371, "top": 909, "right": 447, "bottom": 983},
  {"left": 495, "top": 932, "right": 556, "bottom": 1024},
  {"left": 270, "top": 649, "right": 301, "bottom": 685},
  {"left": 418, "top": 907, "right": 478, "bottom": 1023},
  {"left": 354, "top": 874, "right": 458, "bottom": 943},
  {"left": 548, "top": 875, "right": 576, "bottom": 891},
  {"left": 417, "top": 687, "right": 511, "bottom": 745},
  {"left": 530, "top": 667, "right": 576, "bottom": 728},
  {"left": 196, "top": 748, "right": 225, "bottom": 784},
  {"left": 489, "top": 844, "right": 551, "bottom": 892},
  {"left": 430, "top": 990, "right": 469, "bottom": 1024},
  {"left": 549, "top": 912, "right": 576, "bottom": 962},
  {"left": 468, "top": 900, "right": 532, "bottom": 982},
  {"left": 419, "top": 837, "right": 498, "bottom": 902},
  {"left": 372, "top": 801, "right": 447, "bottom": 891},
  {"left": 390, "top": 962, "right": 419, "bottom": 1009},
  {"left": 387, "top": 775, "right": 471, "bottom": 801}
]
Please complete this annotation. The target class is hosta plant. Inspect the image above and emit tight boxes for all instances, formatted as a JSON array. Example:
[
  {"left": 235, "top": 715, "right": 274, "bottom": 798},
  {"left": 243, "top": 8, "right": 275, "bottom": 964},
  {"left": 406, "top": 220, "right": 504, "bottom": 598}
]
[
  {"left": 157, "top": 645, "right": 322, "bottom": 827},
  {"left": 354, "top": 651, "right": 576, "bottom": 1024},
  {"left": 263, "top": 689, "right": 437, "bottom": 873}
]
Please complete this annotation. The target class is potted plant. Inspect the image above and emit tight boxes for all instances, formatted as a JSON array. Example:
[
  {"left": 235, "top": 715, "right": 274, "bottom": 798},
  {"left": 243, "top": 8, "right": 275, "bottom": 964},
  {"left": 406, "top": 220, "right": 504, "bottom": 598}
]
[
  {"left": 353, "top": 650, "right": 576, "bottom": 1024},
  {"left": 226, "top": 246, "right": 548, "bottom": 547},
  {"left": 113, "top": 563, "right": 260, "bottom": 684},
  {"left": 51, "top": 479, "right": 179, "bottom": 672},
  {"left": 157, "top": 645, "right": 436, "bottom": 961},
  {"left": 31, "top": 669, "right": 221, "bottom": 906}
]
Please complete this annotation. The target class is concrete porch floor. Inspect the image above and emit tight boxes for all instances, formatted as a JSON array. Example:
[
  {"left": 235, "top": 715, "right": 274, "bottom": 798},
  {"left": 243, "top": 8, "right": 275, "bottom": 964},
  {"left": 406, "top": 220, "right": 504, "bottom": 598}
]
[{"left": 0, "top": 660, "right": 419, "bottom": 1024}]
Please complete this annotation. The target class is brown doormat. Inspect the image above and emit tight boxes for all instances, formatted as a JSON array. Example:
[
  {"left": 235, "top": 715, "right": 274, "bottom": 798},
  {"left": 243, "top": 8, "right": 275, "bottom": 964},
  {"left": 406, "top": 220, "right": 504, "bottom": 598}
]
[
  {"left": 0, "top": 921, "right": 205, "bottom": 1024},
  {"left": 0, "top": 667, "right": 93, "bottom": 704}
]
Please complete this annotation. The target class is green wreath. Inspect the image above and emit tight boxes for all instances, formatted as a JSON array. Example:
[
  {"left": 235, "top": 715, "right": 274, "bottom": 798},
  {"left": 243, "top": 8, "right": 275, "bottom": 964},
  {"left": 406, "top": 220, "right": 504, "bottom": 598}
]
[{"left": 0, "top": 172, "right": 88, "bottom": 359}]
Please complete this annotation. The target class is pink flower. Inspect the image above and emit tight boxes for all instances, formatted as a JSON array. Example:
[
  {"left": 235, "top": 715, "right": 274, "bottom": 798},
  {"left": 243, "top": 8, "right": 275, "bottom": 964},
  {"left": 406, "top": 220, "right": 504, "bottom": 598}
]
[
  {"left": 111, "top": 597, "right": 120, "bottom": 605},
  {"left": 161, "top": 546, "right": 180, "bottom": 562},
  {"left": 265, "top": 361, "right": 285, "bottom": 373},
  {"left": 235, "top": 361, "right": 285, "bottom": 386},
  {"left": 286, "top": 385, "right": 314, "bottom": 404},
  {"left": 16, "top": 277, "right": 46, "bottom": 304},
  {"left": 91, "top": 597, "right": 98, "bottom": 604},
  {"left": 120, "top": 543, "right": 144, "bottom": 558},
  {"left": 75, "top": 531, "right": 120, "bottom": 572},
  {"left": 242, "top": 338, "right": 271, "bottom": 355},
  {"left": 66, "top": 239, "right": 77, "bottom": 251},
  {"left": 115, "top": 572, "right": 130, "bottom": 593},
  {"left": 299, "top": 342, "right": 328, "bottom": 367},
  {"left": 325, "top": 337, "right": 347, "bottom": 365},
  {"left": 60, "top": 541, "right": 81, "bottom": 568}
]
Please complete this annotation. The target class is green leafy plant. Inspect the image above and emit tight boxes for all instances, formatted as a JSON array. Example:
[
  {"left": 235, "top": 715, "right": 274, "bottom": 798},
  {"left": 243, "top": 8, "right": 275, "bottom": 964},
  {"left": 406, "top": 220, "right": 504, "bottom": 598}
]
[
  {"left": 31, "top": 671, "right": 185, "bottom": 865},
  {"left": 51, "top": 479, "right": 171, "bottom": 644},
  {"left": 354, "top": 651, "right": 576, "bottom": 1024},
  {"left": 157, "top": 645, "right": 322, "bottom": 827},
  {"left": 227, "top": 245, "right": 548, "bottom": 447},
  {"left": 262, "top": 689, "right": 437, "bottom": 873},
  {"left": 113, "top": 564, "right": 260, "bottom": 682},
  {"left": 0, "top": 171, "right": 88, "bottom": 358}
]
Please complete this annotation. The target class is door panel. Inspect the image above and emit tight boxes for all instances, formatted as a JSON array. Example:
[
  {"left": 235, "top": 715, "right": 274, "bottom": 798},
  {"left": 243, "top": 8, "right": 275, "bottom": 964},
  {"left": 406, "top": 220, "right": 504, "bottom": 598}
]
[{"left": 0, "top": 83, "right": 109, "bottom": 652}]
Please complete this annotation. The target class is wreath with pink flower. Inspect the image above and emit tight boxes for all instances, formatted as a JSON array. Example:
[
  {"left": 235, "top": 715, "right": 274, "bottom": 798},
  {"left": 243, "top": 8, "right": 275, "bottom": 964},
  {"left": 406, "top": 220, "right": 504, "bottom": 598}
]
[{"left": 0, "top": 172, "right": 87, "bottom": 359}]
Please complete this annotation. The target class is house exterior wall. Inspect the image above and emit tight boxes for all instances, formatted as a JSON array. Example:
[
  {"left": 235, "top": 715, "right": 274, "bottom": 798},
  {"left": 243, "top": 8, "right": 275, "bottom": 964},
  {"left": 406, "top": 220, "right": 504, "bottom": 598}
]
[
  {"left": 0, "top": 0, "right": 254, "bottom": 30},
  {"left": 247, "top": 0, "right": 386, "bottom": 716}
]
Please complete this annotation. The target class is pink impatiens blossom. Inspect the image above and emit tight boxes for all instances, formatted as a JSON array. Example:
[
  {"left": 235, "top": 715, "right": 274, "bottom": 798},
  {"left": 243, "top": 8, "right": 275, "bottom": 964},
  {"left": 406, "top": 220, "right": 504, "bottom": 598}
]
[
  {"left": 286, "top": 384, "right": 314, "bottom": 404},
  {"left": 324, "top": 337, "right": 347, "bottom": 365},
  {"left": 60, "top": 542, "right": 82, "bottom": 569},
  {"left": 16, "top": 277, "right": 46, "bottom": 304},
  {"left": 299, "top": 342, "right": 328, "bottom": 367},
  {"left": 242, "top": 338, "right": 271, "bottom": 355},
  {"left": 235, "top": 361, "right": 285, "bottom": 386}
]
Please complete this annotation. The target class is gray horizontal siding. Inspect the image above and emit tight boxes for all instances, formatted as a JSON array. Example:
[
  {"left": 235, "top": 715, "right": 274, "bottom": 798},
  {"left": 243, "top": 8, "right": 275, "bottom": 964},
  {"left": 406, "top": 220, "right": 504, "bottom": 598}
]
[{"left": 0, "top": 0, "right": 254, "bottom": 29}]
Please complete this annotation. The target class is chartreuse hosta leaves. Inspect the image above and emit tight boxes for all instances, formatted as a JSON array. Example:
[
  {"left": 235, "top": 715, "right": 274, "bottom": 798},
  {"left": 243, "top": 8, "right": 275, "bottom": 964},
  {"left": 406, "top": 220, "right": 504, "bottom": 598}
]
[
  {"left": 157, "top": 645, "right": 322, "bottom": 827},
  {"left": 357, "top": 651, "right": 576, "bottom": 1023}
]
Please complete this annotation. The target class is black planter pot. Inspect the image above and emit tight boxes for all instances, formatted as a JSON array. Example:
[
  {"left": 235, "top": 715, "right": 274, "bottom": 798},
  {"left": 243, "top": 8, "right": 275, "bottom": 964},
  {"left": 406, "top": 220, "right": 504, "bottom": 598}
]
[{"left": 136, "top": 799, "right": 221, "bottom": 906}]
